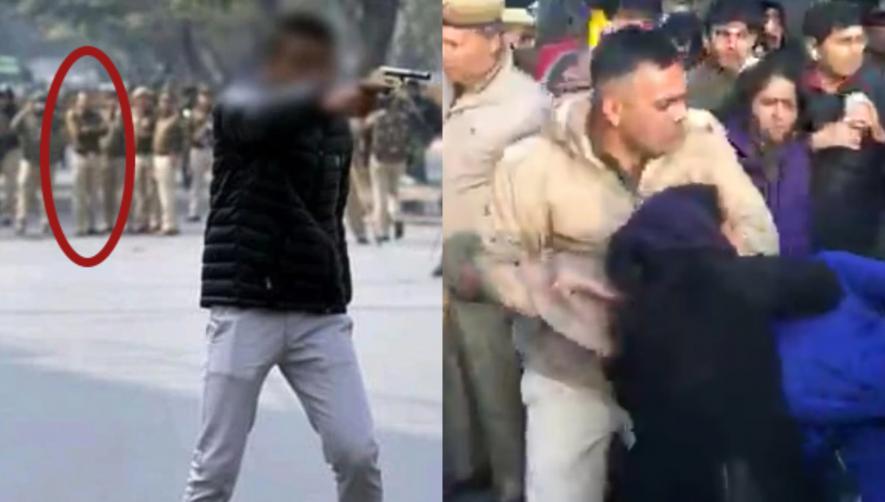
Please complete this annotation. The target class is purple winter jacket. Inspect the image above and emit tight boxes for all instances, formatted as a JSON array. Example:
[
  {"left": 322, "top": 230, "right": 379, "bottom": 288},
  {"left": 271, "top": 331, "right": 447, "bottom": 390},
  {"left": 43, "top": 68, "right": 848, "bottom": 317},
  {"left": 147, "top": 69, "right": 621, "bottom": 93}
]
[{"left": 726, "top": 119, "right": 812, "bottom": 258}]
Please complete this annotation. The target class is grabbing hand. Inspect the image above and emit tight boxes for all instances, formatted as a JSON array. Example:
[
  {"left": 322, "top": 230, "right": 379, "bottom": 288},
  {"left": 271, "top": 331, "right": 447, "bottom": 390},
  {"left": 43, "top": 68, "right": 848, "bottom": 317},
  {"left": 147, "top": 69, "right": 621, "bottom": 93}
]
[
  {"left": 551, "top": 274, "right": 620, "bottom": 303},
  {"left": 811, "top": 121, "right": 864, "bottom": 151},
  {"left": 845, "top": 97, "right": 885, "bottom": 143},
  {"left": 453, "top": 262, "right": 483, "bottom": 302}
]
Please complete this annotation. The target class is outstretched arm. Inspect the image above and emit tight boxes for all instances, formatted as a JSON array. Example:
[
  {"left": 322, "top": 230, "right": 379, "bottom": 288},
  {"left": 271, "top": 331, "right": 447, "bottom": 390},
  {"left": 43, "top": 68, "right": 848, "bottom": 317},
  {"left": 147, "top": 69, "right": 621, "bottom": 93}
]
[
  {"left": 217, "top": 81, "right": 322, "bottom": 146},
  {"left": 730, "top": 256, "right": 843, "bottom": 319}
]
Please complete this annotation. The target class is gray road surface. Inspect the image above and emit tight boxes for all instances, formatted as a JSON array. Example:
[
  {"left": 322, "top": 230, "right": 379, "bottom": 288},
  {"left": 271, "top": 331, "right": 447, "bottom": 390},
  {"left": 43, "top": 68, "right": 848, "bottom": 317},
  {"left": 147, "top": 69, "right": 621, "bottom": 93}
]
[{"left": 0, "top": 203, "right": 442, "bottom": 502}]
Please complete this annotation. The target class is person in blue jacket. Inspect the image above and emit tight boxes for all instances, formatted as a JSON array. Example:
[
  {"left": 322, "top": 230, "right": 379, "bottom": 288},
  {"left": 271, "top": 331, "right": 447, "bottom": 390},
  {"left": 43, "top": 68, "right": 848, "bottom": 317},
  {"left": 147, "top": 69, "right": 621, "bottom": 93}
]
[{"left": 777, "top": 250, "right": 885, "bottom": 502}]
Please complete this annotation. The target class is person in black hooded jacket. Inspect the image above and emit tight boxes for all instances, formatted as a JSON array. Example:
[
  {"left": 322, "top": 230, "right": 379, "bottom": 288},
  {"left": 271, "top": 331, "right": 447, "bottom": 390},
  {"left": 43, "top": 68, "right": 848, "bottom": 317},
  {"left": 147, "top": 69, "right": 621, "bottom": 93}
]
[{"left": 603, "top": 184, "right": 842, "bottom": 502}]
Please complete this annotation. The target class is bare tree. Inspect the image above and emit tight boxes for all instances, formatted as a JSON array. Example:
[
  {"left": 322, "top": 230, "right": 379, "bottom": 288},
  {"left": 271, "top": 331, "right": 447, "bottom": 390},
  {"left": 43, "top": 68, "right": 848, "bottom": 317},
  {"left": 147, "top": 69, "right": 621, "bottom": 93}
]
[{"left": 340, "top": 0, "right": 400, "bottom": 74}]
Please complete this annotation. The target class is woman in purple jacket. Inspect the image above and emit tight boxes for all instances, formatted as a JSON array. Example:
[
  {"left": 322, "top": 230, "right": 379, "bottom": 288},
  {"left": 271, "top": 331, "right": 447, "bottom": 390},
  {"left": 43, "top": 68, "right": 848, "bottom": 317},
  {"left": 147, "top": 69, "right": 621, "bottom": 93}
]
[{"left": 724, "top": 52, "right": 812, "bottom": 257}]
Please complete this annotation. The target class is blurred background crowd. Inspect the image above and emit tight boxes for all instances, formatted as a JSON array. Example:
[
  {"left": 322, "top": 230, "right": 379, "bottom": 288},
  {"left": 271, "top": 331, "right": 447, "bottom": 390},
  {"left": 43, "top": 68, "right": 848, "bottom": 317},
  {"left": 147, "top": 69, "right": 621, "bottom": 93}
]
[{"left": 0, "top": 0, "right": 443, "bottom": 244}]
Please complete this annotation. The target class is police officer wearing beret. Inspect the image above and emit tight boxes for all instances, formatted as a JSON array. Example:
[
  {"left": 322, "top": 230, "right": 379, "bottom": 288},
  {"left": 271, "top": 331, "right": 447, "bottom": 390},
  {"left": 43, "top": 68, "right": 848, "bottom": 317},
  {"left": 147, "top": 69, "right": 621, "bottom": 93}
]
[{"left": 442, "top": 0, "right": 551, "bottom": 500}]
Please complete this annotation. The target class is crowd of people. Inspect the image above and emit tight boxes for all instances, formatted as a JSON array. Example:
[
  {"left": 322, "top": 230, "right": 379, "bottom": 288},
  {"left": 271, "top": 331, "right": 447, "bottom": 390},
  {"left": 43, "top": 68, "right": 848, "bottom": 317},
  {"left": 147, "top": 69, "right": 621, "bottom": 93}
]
[
  {"left": 0, "top": 83, "right": 215, "bottom": 237},
  {"left": 442, "top": 0, "right": 885, "bottom": 501},
  {"left": 0, "top": 69, "right": 441, "bottom": 245}
]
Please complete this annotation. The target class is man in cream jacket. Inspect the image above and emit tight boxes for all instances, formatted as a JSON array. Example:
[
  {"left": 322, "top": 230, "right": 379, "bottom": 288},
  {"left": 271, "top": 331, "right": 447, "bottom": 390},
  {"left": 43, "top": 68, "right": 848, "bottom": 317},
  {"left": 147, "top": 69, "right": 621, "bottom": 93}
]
[{"left": 459, "top": 28, "right": 778, "bottom": 502}]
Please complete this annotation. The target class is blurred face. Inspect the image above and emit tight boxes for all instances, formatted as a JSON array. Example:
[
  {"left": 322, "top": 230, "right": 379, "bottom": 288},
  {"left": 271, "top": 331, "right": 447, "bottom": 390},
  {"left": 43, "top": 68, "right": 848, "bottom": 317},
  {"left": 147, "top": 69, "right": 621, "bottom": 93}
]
[
  {"left": 158, "top": 94, "right": 174, "bottom": 115},
  {"left": 607, "top": 62, "right": 688, "bottom": 158},
  {"left": 817, "top": 26, "right": 867, "bottom": 78},
  {"left": 197, "top": 93, "right": 213, "bottom": 109},
  {"left": 105, "top": 93, "right": 118, "bottom": 110},
  {"left": 266, "top": 35, "right": 335, "bottom": 85},
  {"left": 75, "top": 92, "right": 90, "bottom": 110},
  {"left": 709, "top": 21, "right": 756, "bottom": 72},
  {"left": 764, "top": 8, "right": 785, "bottom": 49},
  {"left": 442, "top": 25, "right": 502, "bottom": 86},
  {"left": 133, "top": 95, "right": 151, "bottom": 112},
  {"left": 751, "top": 75, "right": 798, "bottom": 144}
]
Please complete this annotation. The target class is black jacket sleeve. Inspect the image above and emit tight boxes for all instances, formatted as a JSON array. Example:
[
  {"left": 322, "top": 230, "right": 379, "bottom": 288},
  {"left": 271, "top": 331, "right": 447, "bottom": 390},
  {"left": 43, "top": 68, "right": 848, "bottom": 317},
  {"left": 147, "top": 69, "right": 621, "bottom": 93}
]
[
  {"left": 727, "top": 256, "right": 844, "bottom": 320},
  {"left": 336, "top": 149, "right": 353, "bottom": 304}
]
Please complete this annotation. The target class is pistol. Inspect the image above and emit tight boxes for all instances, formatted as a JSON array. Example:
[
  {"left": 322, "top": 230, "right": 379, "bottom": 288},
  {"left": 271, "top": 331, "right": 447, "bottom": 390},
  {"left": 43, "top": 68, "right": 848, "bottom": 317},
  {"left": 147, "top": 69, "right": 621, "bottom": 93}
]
[{"left": 380, "top": 66, "right": 432, "bottom": 83}]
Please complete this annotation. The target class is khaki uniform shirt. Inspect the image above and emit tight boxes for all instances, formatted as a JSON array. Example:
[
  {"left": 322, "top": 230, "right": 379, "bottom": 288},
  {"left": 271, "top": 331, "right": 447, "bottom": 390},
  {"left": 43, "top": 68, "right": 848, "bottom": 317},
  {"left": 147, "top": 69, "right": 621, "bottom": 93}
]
[
  {"left": 189, "top": 107, "right": 213, "bottom": 149},
  {"left": 66, "top": 107, "right": 106, "bottom": 155},
  {"left": 442, "top": 51, "right": 551, "bottom": 289},
  {"left": 153, "top": 113, "right": 184, "bottom": 156}
]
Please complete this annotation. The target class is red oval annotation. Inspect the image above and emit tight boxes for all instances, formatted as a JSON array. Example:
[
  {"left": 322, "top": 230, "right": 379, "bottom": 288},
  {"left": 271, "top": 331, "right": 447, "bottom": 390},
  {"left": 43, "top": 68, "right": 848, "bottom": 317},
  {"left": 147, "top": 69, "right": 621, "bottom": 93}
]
[{"left": 41, "top": 46, "right": 135, "bottom": 267}]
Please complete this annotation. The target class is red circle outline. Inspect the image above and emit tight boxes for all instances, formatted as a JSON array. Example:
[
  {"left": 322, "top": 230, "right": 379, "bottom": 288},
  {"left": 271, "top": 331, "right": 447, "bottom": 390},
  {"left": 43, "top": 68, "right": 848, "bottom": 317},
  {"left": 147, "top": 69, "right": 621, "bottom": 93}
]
[{"left": 40, "top": 46, "right": 135, "bottom": 267}]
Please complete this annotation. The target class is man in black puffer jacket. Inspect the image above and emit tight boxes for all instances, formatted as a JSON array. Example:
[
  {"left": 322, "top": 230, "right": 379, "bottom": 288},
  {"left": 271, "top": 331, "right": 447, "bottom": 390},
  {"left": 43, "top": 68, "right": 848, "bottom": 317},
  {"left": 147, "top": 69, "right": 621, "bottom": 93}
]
[{"left": 183, "top": 13, "right": 383, "bottom": 502}]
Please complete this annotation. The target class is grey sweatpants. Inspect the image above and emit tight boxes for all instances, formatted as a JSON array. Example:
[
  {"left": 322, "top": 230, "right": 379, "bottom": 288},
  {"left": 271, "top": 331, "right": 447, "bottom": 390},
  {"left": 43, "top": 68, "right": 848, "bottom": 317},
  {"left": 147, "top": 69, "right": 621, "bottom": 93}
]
[{"left": 182, "top": 307, "right": 383, "bottom": 502}]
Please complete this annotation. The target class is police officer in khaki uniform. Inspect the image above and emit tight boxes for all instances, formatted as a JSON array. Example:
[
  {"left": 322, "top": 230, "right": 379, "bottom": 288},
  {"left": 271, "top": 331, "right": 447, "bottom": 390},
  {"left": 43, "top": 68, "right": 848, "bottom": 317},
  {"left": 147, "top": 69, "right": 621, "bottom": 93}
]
[
  {"left": 442, "top": 0, "right": 551, "bottom": 499},
  {"left": 345, "top": 117, "right": 373, "bottom": 244},
  {"left": 10, "top": 91, "right": 62, "bottom": 236},
  {"left": 130, "top": 86, "right": 157, "bottom": 233},
  {"left": 0, "top": 89, "right": 21, "bottom": 226},
  {"left": 153, "top": 91, "right": 185, "bottom": 235},
  {"left": 66, "top": 91, "right": 108, "bottom": 236},
  {"left": 186, "top": 87, "right": 213, "bottom": 222},
  {"left": 99, "top": 90, "right": 125, "bottom": 233},
  {"left": 364, "top": 70, "right": 417, "bottom": 242},
  {"left": 477, "top": 29, "right": 777, "bottom": 502}
]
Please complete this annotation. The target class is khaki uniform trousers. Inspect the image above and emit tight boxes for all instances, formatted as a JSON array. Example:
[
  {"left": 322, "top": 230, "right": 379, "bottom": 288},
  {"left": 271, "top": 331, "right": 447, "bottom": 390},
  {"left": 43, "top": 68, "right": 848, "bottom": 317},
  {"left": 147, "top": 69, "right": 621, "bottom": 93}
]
[
  {"left": 14, "top": 158, "right": 50, "bottom": 232},
  {"left": 1, "top": 147, "right": 21, "bottom": 221},
  {"left": 368, "top": 155, "right": 405, "bottom": 239},
  {"left": 513, "top": 317, "right": 629, "bottom": 502},
  {"left": 188, "top": 147, "right": 212, "bottom": 220},
  {"left": 153, "top": 154, "right": 180, "bottom": 233},
  {"left": 444, "top": 297, "right": 487, "bottom": 486},
  {"left": 131, "top": 154, "right": 159, "bottom": 231},
  {"left": 448, "top": 299, "right": 525, "bottom": 501},
  {"left": 345, "top": 165, "right": 372, "bottom": 241},
  {"left": 100, "top": 155, "right": 123, "bottom": 231},
  {"left": 71, "top": 151, "right": 101, "bottom": 234}
]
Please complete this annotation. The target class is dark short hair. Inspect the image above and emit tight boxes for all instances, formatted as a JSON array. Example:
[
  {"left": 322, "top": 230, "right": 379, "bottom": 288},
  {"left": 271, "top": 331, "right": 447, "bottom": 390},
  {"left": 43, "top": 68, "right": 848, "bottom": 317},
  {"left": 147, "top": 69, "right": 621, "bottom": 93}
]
[
  {"left": 705, "top": 0, "right": 764, "bottom": 33},
  {"left": 660, "top": 11, "right": 705, "bottom": 67},
  {"left": 761, "top": 0, "right": 786, "bottom": 18},
  {"left": 590, "top": 27, "right": 681, "bottom": 89},
  {"left": 618, "top": 0, "right": 663, "bottom": 18},
  {"left": 267, "top": 11, "right": 337, "bottom": 56},
  {"left": 803, "top": 2, "right": 862, "bottom": 43}
]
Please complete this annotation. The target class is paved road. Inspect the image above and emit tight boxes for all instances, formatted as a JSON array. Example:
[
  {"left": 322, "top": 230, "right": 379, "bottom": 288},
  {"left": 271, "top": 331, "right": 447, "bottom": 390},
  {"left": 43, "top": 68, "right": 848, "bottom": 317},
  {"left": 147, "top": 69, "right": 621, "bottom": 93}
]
[{"left": 0, "top": 202, "right": 442, "bottom": 501}]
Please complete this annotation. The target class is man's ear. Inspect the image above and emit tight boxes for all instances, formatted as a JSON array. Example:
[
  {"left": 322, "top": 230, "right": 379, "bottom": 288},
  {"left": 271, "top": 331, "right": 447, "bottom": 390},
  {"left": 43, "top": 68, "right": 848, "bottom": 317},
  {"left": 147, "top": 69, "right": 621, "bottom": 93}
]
[
  {"left": 601, "top": 94, "right": 622, "bottom": 127},
  {"left": 489, "top": 32, "right": 504, "bottom": 56},
  {"left": 805, "top": 37, "right": 820, "bottom": 61}
]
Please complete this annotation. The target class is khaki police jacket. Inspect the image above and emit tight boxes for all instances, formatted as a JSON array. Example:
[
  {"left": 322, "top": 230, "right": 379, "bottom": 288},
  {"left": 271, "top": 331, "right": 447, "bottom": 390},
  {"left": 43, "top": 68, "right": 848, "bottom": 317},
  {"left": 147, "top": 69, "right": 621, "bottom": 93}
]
[
  {"left": 442, "top": 51, "right": 551, "bottom": 291},
  {"left": 483, "top": 93, "right": 779, "bottom": 356}
]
